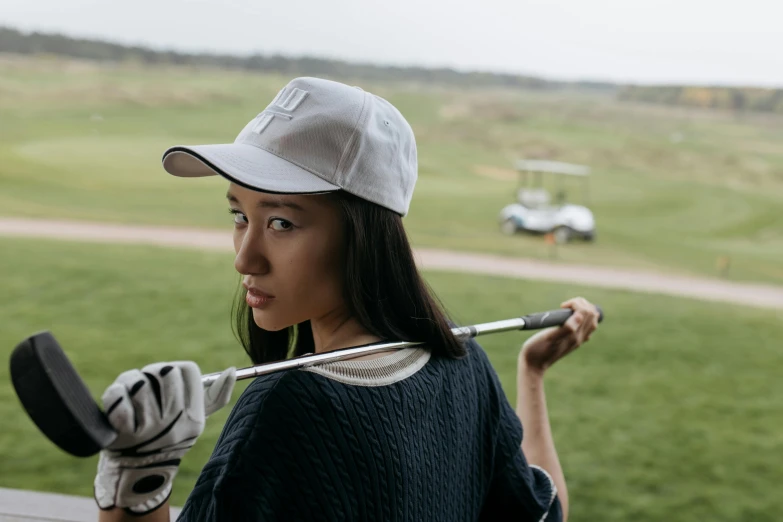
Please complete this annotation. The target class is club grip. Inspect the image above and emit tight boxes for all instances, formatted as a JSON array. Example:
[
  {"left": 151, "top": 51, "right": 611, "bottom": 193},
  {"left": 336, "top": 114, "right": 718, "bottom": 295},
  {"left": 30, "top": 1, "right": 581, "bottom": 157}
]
[{"left": 520, "top": 305, "right": 604, "bottom": 330}]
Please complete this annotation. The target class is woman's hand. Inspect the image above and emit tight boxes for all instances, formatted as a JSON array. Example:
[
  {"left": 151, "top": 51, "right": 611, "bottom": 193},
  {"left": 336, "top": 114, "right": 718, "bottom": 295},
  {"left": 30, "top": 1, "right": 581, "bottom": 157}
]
[
  {"left": 519, "top": 297, "right": 600, "bottom": 376},
  {"left": 94, "top": 362, "right": 236, "bottom": 516}
]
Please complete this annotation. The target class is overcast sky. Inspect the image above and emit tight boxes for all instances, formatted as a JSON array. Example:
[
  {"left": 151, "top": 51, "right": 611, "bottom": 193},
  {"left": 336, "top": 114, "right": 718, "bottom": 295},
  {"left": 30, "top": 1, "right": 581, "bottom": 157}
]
[{"left": 3, "top": 0, "right": 781, "bottom": 86}]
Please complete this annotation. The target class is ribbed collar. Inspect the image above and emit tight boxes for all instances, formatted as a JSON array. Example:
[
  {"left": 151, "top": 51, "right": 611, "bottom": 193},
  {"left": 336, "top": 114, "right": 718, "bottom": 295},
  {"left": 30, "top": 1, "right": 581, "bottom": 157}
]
[{"left": 301, "top": 348, "right": 431, "bottom": 387}]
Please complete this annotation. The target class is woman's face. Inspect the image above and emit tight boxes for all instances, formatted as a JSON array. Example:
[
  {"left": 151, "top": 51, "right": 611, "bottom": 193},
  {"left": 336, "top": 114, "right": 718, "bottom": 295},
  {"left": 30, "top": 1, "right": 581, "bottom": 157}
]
[{"left": 227, "top": 183, "right": 346, "bottom": 331}]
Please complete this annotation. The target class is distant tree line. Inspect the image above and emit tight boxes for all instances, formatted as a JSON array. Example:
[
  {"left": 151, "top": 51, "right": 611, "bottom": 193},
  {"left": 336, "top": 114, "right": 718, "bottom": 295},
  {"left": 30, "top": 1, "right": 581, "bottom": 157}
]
[
  {"left": 618, "top": 85, "right": 783, "bottom": 114},
  {"left": 4, "top": 26, "right": 779, "bottom": 114},
  {"left": 0, "top": 26, "right": 614, "bottom": 92}
]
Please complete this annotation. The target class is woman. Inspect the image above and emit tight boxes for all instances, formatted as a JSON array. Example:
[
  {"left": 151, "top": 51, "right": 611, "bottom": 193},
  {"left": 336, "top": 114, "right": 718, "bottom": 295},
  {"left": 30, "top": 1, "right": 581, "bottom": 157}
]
[{"left": 94, "top": 77, "right": 600, "bottom": 521}]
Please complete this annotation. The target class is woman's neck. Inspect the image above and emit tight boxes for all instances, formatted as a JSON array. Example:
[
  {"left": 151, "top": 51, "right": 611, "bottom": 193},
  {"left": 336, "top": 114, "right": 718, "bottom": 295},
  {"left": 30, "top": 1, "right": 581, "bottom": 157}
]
[{"left": 310, "top": 308, "right": 382, "bottom": 354}]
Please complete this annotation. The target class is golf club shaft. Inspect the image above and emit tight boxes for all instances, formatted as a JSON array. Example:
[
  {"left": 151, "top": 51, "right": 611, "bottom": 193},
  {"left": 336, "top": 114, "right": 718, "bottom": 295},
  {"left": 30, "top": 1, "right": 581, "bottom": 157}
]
[{"left": 202, "top": 307, "right": 601, "bottom": 385}]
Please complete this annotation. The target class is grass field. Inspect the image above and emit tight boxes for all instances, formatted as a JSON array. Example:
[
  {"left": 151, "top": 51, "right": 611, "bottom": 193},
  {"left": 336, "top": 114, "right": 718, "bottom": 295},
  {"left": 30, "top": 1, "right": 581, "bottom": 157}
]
[
  {"left": 1, "top": 54, "right": 782, "bottom": 521},
  {"left": 0, "top": 237, "right": 781, "bottom": 521},
  {"left": 2, "top": 55, "right": 783, "bottom": 284}
]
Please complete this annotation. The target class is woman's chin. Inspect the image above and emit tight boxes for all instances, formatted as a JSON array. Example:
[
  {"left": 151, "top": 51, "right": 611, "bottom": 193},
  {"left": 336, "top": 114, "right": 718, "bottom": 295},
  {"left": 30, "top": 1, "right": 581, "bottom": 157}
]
[{"left": 252, "top": 309, "right": 292, "bottom": 332}]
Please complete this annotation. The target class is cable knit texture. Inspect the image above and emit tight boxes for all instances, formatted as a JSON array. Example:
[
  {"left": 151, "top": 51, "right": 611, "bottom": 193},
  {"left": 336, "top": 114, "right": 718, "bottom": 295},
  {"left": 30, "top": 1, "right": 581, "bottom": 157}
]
[{"left": 176, "top": 339, "right": 561, "bottom": 521}]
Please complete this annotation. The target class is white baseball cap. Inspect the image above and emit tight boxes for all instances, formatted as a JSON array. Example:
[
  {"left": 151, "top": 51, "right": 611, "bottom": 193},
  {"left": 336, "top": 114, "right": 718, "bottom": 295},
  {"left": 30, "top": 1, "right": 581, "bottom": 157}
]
[{"left": 161, "top": 77, "right": 418, "bottom": 216}]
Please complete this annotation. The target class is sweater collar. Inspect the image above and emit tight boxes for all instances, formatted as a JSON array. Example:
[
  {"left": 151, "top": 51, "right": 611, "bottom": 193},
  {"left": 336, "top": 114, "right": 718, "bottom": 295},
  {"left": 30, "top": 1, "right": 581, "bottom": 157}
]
[{"left": 301, "top": 348, "right": 431, "bottom": 386}]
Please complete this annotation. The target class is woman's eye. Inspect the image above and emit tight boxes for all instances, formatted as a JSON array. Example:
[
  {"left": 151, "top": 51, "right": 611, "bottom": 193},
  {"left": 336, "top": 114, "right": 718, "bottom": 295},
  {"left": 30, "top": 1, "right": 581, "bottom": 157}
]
[
  {"left": 269, "top": 218, "right": 293, "bottom": 232},
  {"left": 229, "top": 210, "right": 247, "bottom": 225}
]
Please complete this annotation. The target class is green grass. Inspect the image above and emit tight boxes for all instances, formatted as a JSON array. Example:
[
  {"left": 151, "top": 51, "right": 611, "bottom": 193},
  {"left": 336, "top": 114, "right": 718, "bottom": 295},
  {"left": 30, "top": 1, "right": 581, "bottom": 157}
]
[
  {"left": 2, "top": 56, "right": 783, "bottom": 284},
  {"left": 0, "top": 237, "right": 781, "bottom": 521}
]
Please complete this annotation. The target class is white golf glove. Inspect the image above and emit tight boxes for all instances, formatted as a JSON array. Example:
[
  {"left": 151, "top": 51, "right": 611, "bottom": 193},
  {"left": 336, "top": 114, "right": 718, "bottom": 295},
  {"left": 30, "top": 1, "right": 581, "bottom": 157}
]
[{"left": 94, "top": 361, "right": 236, "bottom": 515}]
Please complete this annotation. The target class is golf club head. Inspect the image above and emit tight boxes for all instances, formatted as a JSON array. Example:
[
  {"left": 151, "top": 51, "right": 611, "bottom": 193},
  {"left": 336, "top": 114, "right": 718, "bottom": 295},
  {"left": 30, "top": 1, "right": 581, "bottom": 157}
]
[{"left": 10, "top": 331, "right": 117, "bottom": 457}]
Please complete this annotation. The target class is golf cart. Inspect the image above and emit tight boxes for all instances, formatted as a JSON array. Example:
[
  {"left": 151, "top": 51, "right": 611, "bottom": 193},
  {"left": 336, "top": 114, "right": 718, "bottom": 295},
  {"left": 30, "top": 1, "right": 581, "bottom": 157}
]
[{"left": 498, "top": 160, "right": 596, "bottom": 243}]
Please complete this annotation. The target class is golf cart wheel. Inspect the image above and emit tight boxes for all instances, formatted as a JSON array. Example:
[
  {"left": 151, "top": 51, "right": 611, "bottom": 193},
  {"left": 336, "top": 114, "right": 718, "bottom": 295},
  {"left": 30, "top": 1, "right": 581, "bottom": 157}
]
[
  {"left": 553, "top": 226, "right": 572, "bottom": 244},
  {"left": 500, "top": 219, "right": 518, "bottom": 236}
]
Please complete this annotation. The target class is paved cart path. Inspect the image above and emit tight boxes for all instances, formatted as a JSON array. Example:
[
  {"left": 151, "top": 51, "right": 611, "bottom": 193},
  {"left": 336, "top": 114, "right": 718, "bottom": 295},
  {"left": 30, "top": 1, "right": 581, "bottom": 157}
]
[{"left": 2, "top": 217, "right": 782, "bottom": 310}]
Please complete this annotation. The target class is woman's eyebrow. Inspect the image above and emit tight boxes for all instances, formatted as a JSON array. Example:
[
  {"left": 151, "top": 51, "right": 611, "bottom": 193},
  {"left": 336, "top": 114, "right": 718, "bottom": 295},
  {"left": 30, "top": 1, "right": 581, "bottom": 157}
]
[
  {"left": 258, "top": 200, "right": 306, "bottom": 212},
  {"left": 225, "top": 192, "right": 305, "bottom": 212}
]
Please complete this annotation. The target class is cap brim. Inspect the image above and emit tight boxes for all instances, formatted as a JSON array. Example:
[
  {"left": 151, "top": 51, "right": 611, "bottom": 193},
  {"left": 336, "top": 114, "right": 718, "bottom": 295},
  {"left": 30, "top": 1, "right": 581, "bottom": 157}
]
[{"left": 161, "top": 143, "right": 341, "bottom": 194}]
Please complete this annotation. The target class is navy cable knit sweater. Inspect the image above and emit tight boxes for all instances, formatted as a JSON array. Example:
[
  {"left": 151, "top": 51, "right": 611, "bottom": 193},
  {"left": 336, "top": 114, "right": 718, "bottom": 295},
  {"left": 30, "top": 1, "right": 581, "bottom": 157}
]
[{"left": 176, "top": 339, "right": 561, "bottom": 521}]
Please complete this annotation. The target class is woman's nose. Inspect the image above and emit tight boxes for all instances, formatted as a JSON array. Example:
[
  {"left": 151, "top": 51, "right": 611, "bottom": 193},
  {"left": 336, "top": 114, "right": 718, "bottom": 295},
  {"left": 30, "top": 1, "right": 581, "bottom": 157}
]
[{"left": 233, "top": 230, "right": 270, "bottom": 276}]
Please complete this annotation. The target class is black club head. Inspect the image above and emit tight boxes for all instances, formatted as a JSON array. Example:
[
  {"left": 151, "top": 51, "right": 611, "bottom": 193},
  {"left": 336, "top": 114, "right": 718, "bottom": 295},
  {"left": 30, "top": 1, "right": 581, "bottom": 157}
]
[{"left": 10, "top": 331, "right": 117, "bottom": 457}]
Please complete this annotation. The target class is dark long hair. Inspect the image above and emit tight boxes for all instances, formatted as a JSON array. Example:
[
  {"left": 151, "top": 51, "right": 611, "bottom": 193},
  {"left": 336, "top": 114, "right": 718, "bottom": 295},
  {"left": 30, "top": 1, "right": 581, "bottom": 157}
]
[{"left": 231, "top": 191, "right": 467, "bottom": 364}]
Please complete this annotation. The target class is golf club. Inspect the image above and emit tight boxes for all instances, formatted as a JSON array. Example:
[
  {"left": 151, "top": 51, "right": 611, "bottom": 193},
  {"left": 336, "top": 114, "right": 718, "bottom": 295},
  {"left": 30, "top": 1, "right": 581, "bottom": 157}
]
[{"left": 10, "top": 306, "right": 603, "bottom": 458}]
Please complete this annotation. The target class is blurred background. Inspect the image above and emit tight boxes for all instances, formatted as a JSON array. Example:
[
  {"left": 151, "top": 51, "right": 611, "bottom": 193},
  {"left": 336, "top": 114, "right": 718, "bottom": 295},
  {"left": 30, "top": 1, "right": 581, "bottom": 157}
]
[{"left": 1, "top": 1, "right": 781, "bottom": 520}]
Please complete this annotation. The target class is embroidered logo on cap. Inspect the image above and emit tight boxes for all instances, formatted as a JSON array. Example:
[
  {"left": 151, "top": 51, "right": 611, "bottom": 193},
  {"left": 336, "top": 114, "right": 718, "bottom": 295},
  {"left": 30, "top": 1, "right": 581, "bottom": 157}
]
[{"left": 249, "top": 87, "right": 309, "bottom": 135}]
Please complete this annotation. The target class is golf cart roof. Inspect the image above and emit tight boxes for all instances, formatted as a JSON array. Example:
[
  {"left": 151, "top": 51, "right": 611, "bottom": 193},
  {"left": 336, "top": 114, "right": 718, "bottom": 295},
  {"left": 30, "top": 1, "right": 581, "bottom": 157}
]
[{"left": 515, "top": 160, "right": 590, "bottom": 176}]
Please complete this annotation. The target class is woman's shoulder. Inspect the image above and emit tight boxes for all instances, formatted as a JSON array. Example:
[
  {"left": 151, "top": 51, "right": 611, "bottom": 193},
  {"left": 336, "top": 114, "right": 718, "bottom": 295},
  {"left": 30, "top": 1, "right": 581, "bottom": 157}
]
[
  {"left": 434, "top": 337, "right": 496, "bottom": 374},
  {"left": 227, "top": 368, "right": 342, "bottom": 427},
  {"left": 232, "top": 369, "right": 316, "bottom": 414},
  {"left": 214, "top": 371, "right": 316, "bottom": 455}
]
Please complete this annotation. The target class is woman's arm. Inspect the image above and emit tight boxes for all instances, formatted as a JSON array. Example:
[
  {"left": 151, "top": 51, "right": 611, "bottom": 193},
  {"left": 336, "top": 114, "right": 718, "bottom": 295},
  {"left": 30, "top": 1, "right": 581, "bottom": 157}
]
[
  {"left": 514, "top": 296, "right": 602, "bottom": 522},
  {"left": 516, "top": 363, "right": 568, "bottom": 521},
  {"left": 99, "top": 504, "right": 170, "bottom": 522}
]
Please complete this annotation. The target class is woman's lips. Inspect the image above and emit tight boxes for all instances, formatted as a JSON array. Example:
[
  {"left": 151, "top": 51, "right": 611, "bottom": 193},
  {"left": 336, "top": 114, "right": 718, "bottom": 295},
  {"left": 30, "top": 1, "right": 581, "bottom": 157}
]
[
  {"left": 246, "top": 292, "right": 274, "bottom": 308},
  {"left": 244, "top": 284, "right": 275, "bottom": 309}
]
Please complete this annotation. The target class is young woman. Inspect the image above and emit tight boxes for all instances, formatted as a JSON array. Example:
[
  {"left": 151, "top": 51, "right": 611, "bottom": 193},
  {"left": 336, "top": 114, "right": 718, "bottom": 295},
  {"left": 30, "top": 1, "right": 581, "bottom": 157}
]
[{"left": 95, "top": 77, "right": 600, "bottom": 522}]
